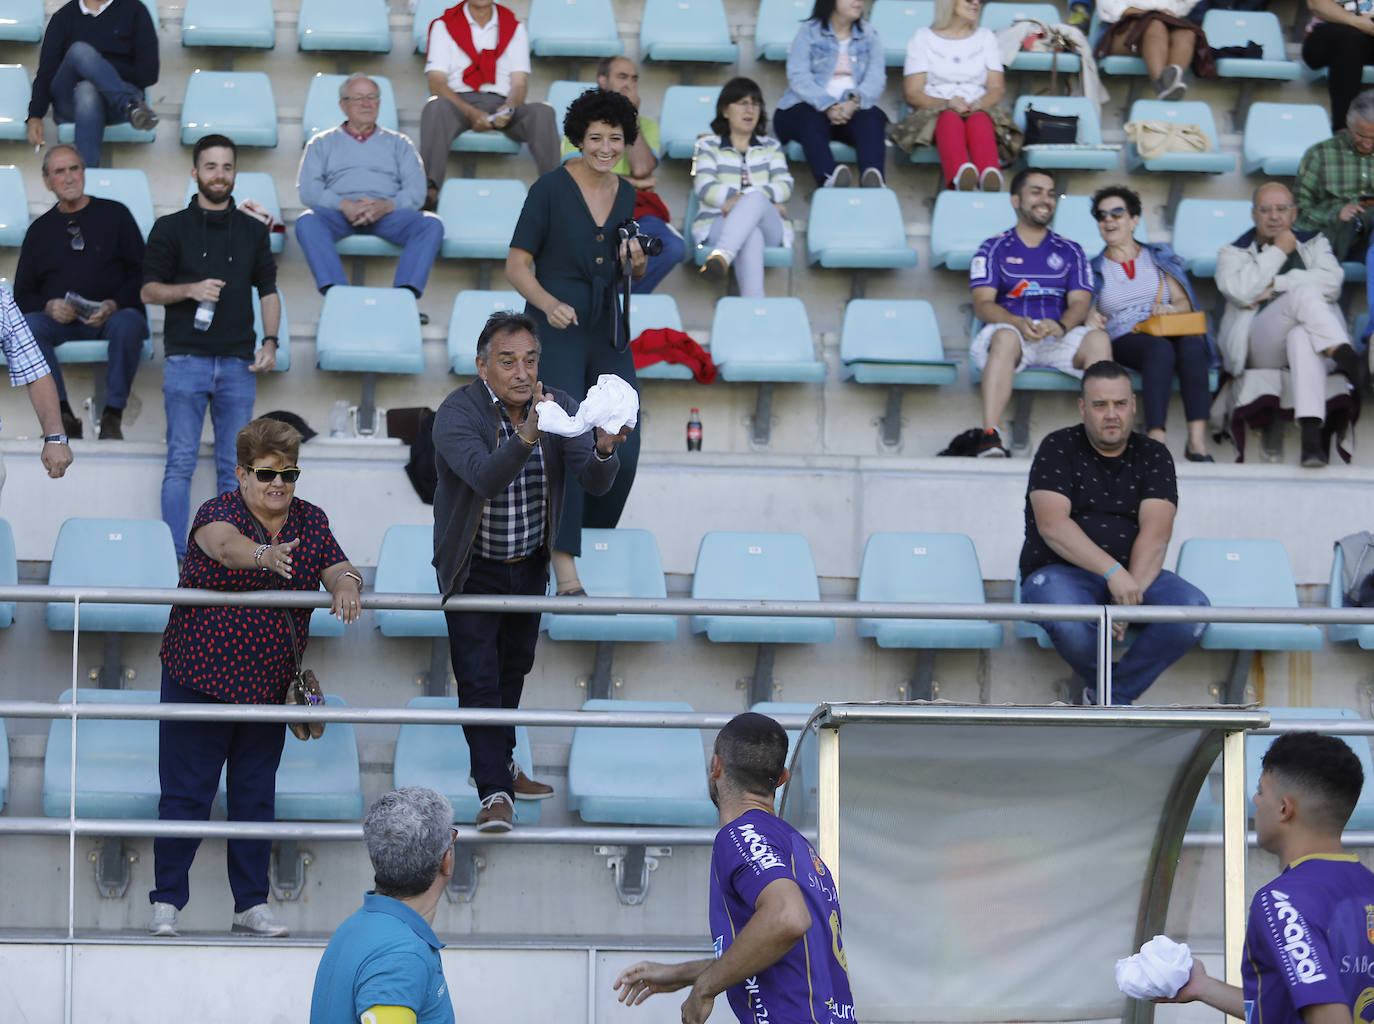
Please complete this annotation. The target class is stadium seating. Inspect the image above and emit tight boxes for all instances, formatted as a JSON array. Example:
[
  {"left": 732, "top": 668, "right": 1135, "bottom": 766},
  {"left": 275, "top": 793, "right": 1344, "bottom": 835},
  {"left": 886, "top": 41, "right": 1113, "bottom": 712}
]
[
  {"left": 301, "top": 73, "right": 400, "bottom": 144},
  {"left": 393, "top": 696, "right": 543, "bottom": 825},
  {"left": 296, "top": 0, "right": 392, "bottom": 53},
  {"left": 316, "top": 287, "right": 425, "bottom": 435},
  {"left": 44, "top": 518, "right": 178, "bottom": 636},
  {"left": 0, "top": 0, "right": 44, "bottom": 42},
  {"left": 181, "top": 0, "right": 276, "bottom": 49},
  {"left": 413, "top": 0, "right": 446, "bottom": 53},
  {"left": 0, "top": 165, "right": 26, "bottom": 247},
  {"left": 1051, "top": 193, "right": 1143, "bottom": 256},
  {"left": 626, "top": 293, "right": 693, "bottom": 380},
  {"left": 1088, "top": 9, "right": 1145, "bottom": 79},
  {"left": 839, "top": 298, "right": 957, "bottom": 445},
  {"left": 56, "top": 91, "right": 156, "bottom": 150},
  {"left": 251, "top": 288, "right": 291, "bottom": 373},
  {"left": 710, "top": 297, "right": 824, "bottom": 444},
  {"left": 84, "top": 168, "right": 155, "bottom": 240},
  {"left": 42, "top": 688, "right": 161, "bottom": 818},
  {"left": 371, "top": 524, "right": 451, "bottom": 697},
  {"left": 1175, "top": 538, "right": 1322, "bottom": 704},
  {"left": 0, "top": 64, "right": 30, "bottom": 141},
  {"left": 545, "top": 80, "right": 596, "bottom": 149},
  {"left": 1328, "top": 545, "right": 1374, "bottom": 648},
  {"left": 929, "top": 191, "right": 1012, "bottom": 270},
  {"left": 755, "top": 0, "right": 812, "bottom": 60},
  {"left": 639, "top": 0, "right": 738, "bottom": 64},
  {"left": 1124, "top": 101, "right": 1234, "bottom": 176},
  {"left": 658, "top": 85, "right": 720, "bottom": 159},
  {"left": 1241, "top": 103, "right": 1331, "bottom": 176},
  {"left": 1202, "top": 10, "right": 1300, "bottom": 83},
  {"left": 980, "top": 4, "right": 1081, "bottom": 74},
  {"left": 180, "top": 71, "right": 279, "bottom": 148},
  {"left": 1170, "top": 198, "right": 1251, "bottom": 278},
  {"left": 437, "top": 179, "right": 527, "bottom": 260},
  {"left": 183, "top": 171, "right": 286, "bottom": 255},
  {"left": 806, "top": 188, "right": 916, "bottom": 269},
  {"left": 566, "top": 698, "right": 716, "bottom": 825},
  {"left": 683, "top": 190, "right": 793, "bottom": 271},
  {"left": 784, "top": 139, "right": 858, "bottom": 167},
  {"left": 446, "top": 289, "right": 525, "bottom": 374},
  {"left": 527, "top": 0, "right": 623, "bottom": 58},
  {"left": 868, "top": 0, "right": 934, "bottom": 65},
  {"left": 0, "top": 517, "right": 14, "bottom": 629},
  {"left": 1012, "top": 96, "right": 1119, "bottom": 171}
]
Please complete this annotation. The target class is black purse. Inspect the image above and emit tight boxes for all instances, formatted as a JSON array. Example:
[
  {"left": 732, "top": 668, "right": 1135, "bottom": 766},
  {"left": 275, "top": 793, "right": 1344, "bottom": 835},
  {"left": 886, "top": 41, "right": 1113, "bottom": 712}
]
[{"left": 1024, "top": 106, "right": 1079, "bottom": 145}]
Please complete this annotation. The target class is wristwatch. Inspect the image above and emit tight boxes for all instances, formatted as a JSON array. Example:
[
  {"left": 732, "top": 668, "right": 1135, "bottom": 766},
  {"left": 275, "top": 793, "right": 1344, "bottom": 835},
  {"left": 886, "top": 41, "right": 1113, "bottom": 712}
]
[{"left": 43, "top": 434, "right": 69, "bottom": 446}]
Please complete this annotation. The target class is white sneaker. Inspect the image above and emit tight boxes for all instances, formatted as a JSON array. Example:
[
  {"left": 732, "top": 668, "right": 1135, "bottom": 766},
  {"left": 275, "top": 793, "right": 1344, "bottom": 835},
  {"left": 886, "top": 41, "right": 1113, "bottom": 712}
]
[
  {"left": 231, "top": 903, "right": 289, "bottom": 937},
  {"left": 822, "top": 164, "right": 852, "bottom": 188},
  {"left": 148, "top": 901, "right": 179, "bottom": 936},
  {"left": 954, "top": 162, "right": 979, "bottom": 191}
]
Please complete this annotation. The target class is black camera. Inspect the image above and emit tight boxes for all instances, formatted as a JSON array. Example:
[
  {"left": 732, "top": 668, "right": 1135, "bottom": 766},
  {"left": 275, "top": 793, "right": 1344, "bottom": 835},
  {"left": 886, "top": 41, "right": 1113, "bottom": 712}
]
[{"left": 616, "top": 217, "right": 664, "bottom": 258}]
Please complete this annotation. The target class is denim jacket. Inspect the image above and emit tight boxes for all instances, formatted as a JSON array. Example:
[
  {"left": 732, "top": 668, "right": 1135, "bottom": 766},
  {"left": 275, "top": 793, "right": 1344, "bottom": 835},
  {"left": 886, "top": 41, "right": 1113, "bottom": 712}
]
[
  {"left": 1089, "top": 241, "right": 1216, "bottom": 357},
  {"left": 778, "top": 18, "right": 886, "bottom": 112}
]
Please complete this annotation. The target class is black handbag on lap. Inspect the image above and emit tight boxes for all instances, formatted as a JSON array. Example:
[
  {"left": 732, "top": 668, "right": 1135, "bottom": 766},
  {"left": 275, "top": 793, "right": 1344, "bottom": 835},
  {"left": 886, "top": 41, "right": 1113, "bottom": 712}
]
[{"left": 1024, "top": 106, "right": 1079, "bottom": 145}]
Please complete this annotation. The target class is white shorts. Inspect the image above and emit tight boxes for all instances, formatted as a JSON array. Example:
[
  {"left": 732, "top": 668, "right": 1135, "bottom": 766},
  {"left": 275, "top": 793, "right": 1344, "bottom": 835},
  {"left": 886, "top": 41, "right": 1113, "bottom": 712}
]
[{"left": 970, "top": 322, "right": 1091, "bottom": 378}]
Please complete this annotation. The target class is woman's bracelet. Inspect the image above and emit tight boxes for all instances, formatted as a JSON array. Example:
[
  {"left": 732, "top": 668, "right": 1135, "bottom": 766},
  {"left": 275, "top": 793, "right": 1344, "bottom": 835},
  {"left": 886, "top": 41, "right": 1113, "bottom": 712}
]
[
  {"left": 339, "top": 569, "right": 364, "bottom": 589},
  {"left": 253, "top": 543, "right": 270, "bottom": 570}
]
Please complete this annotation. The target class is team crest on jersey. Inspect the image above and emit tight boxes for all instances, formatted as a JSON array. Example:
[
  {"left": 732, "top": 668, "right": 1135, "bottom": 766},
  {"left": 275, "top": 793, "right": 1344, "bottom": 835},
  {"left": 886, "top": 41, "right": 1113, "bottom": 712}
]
[
  {"left": 1047, "top": 252, "right": 1065, "bottom": 270},
  {"left": 1366, "top": 905, "right": 1374, "bottom": 944},
  {"left": 811, "top": 846, "right": 826, "bottom": 877}
]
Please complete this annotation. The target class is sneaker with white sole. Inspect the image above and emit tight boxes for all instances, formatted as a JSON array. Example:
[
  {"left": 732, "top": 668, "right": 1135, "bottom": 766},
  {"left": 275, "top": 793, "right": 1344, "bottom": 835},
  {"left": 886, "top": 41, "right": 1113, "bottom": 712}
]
[
  {"left": 231, "top": 903, "right": 289, "bottom": 937},
  {"left": 148, "top": 901, "right": 179, "bottom": 936},
  {"left": 954, "top": 161, "right": 979, "bottom": 191},
  {"left": 860, "top": 167, "right": 885, "bottom": 188},
  {"left": 823, "top": 164, "right": 852, "bottom": 188},
  {"left": 979, "top": 166, "right": 1003, "bottom": 192},
  {"left": 975, "top": 427, "right": 1009, "bottom": 457},
  {"left": 475, "top": 792, "right": 514, "bottom": 832}
]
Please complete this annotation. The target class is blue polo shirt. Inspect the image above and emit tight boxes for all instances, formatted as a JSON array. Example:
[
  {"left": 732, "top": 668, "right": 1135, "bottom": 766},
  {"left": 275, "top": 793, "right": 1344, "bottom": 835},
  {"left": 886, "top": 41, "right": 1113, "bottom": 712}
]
[{"left": 310, "top": 893, "right": 455, "bottom": 1024}]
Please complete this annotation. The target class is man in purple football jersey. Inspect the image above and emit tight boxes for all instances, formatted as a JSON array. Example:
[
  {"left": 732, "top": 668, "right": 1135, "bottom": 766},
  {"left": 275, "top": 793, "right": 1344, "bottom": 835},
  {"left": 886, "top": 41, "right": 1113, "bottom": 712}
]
[
  {"left": 613, "top": 712, "right": 855, "bottom": 1024},
  {"left": 1163, "top": 731, "right": 1374, "bottom": 1024}
]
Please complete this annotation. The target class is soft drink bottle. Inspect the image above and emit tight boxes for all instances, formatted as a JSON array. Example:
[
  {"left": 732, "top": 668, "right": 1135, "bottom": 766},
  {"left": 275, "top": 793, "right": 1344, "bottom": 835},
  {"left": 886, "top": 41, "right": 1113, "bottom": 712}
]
[{"left": 686, "top": 408, "right": 702, "bottom": 451}]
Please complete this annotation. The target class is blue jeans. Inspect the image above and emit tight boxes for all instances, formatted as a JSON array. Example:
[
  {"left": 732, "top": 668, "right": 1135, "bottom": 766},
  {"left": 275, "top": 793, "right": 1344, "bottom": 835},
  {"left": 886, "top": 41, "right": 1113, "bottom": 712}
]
[
  {"left": 1020, "top": 563, "right": 1209, "bottom": 703},
  {"left": 48, "top": 40, "right": 143, "bottom": 168},
  {"left": 294, "top": 206, "right": 445, "bottom": 295},
  {"left": 772, "top": 102, "right": 889, "bottom": 185},
  {"left": 161, "top": 354, "right": 256, "bottom": 559},
  {"left": 24, "top": 309, "right": 146, "bottom": 408},
  {"left": 633, "top": 215, "right": 685, "bottom": 294}
]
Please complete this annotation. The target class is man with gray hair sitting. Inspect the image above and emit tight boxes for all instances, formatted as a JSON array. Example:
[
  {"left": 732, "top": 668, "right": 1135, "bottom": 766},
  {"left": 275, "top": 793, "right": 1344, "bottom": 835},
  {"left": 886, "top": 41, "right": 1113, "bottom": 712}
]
[{"left": 310, "top": 787, "right": 457, "bottom": 1024}]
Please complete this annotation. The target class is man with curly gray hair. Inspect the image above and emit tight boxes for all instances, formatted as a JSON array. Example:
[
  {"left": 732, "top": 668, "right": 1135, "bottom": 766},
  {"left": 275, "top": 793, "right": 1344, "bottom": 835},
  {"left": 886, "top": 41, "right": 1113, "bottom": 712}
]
[{"left": 310, "top": 787, "right": 457, "bottom": 1023}]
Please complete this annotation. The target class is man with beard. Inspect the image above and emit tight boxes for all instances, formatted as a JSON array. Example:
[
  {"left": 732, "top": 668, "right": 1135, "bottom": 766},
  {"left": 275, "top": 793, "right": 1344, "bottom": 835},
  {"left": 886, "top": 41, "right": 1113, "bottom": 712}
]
[
  {"left": 142, "top": 134, "right": 280, "bottom": 561},
  {"left": 964, "top": 167, "right": 1110, "bottom": 457},
  {"left": 1019, "top": 360, "right": 1209, "bottom": 705},
  {"left": 612, "top": 712, "right": 855, "bottom": 1024}
]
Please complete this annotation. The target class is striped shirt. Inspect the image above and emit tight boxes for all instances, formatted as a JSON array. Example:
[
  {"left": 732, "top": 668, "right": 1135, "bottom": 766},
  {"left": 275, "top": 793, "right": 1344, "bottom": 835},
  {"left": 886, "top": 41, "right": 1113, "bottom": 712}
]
[
  {"left": 0, "top": 285, "right": 53, "bottom": 435},
  {"left": 1097, "top": 246, "right": 1168, "bottom": 339},
  {"left": 474, "top": 381, "right": 546, "bottom": 562},
  {"left": 691, "top": 134, "right": 794, "bottom": 243}
]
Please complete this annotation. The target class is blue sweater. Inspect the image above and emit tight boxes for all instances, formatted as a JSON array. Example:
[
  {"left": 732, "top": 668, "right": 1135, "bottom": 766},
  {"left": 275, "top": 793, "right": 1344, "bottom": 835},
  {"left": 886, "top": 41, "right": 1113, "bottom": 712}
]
[
  {"left": 29, "top": 0, "right": 159, "bottom": 120},
  {"left": 14, "top": 197, "right": 145, "bottom": 314},
  {"left": 297, "top": 125, "right": 428, "bottom": 212}
]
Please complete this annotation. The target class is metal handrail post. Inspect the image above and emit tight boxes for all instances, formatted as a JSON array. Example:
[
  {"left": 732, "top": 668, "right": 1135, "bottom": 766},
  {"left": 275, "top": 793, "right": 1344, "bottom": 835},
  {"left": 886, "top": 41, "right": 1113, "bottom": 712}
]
[{"left": 1096, "top": 606, "right": 1111, "bottom": 706}]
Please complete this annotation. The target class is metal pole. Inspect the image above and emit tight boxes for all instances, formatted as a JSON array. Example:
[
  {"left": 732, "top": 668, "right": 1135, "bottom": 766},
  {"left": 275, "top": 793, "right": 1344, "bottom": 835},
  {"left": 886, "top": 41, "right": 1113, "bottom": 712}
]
[
  {"left": 1097, "top": 606, "right": 1111, "bottom": 706},
  {"left": 1222, "top": 728, "right": 1247, "bottom": 1023},
  {"left": 818, "top": 726, "right": 841, "bottom": 891}
]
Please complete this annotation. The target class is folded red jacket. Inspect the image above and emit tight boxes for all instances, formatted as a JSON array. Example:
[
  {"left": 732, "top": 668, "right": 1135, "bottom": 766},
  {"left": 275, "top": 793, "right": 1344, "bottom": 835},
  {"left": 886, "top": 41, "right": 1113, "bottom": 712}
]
[{"left": 630, "top": 327, "right": 718, "bottom": 384}]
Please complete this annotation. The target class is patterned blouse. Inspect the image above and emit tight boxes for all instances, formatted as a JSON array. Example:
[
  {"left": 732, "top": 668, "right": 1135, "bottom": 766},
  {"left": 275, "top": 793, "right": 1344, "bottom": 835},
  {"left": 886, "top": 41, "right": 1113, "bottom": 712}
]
[{"left": 159, "top": 491, "right": 347, "bottom": 704}]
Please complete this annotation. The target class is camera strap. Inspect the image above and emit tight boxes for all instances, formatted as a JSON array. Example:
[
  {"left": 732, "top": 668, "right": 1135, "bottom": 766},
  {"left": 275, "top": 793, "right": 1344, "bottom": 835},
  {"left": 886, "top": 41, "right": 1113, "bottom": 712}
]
[{"left": 612, "top": 234, "right": 633, "bottom": 354}]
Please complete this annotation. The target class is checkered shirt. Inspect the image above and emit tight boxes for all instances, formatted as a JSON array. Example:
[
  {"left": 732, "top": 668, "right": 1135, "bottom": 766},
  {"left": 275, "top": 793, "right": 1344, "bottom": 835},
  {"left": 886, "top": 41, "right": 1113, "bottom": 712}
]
[
  {"left": 1295, "top": 132, "right": 1374, "bottom": 233},
  {"left": 474, "top": 382, "right": 546, "bottom": 562},
  {"left": 0, "top": 286, "right": 53, "bottom": 435}
]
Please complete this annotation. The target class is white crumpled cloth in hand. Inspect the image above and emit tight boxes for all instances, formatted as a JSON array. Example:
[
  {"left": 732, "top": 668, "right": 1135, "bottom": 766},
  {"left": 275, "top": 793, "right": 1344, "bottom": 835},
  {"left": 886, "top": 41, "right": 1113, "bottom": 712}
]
[
  {"left": 535, "top": 373, "right": 639, "bottom": 437},
  {"left": 1115, "top": 935, "right": 1194, "bottom": 1000}
]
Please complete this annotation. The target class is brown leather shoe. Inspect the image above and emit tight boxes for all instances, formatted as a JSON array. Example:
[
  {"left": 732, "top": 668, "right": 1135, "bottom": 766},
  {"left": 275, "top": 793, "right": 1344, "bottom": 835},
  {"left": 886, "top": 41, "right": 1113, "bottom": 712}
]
[
  {"left": 475, "top": 792, "right": 514, "bottom": 832},
  {"left": 510, "top": 761, "right": 554, "bottom": 800}
]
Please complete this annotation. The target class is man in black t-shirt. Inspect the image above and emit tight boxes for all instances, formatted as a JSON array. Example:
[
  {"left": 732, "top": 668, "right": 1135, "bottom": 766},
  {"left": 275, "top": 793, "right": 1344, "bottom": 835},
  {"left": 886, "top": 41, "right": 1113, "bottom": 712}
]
[{"left": 1019, "top": 360, "right": 1209, "bottom": 704}]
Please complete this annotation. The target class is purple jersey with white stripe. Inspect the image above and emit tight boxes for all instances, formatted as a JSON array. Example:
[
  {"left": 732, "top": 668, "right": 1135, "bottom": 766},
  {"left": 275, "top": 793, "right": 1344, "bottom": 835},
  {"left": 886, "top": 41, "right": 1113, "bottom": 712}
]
[
  {"left": 1243, "top": 854, "right": 1374, "bottom": 1024},
  {"left": 969, "top": 228, "right": 1093, "bottom": 322},
  {"left": 709, "top": 809, "right": 855, "bottom": 1024}
]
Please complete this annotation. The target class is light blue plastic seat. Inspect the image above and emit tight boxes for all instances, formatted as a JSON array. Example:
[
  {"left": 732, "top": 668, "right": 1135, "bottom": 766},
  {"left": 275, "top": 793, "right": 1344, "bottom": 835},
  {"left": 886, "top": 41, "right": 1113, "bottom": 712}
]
[
  {"left": 394, "top": 697, "right": 542, "bottom": 825},
  {"left": 0, "top": 718, "right": 7, "bottom": 811},
  {"left": 181, "top": 0, "right": 275, "bottom": 48},
  {"left": 807, "top": 188, "right": 916, "bottom": 268},
  {"left": 1176, "top": 538, "right": 1321, "bottom": 652},
  {"left": 528, "top": 0, "right": 623, "bottom": 57},
  {"left": 690, "top": 531, "right": 835, "bottom": 644},
  {"left": 868, "top": 0, "right": 935, "bottom": 65},
  {"left": 1089, "top": 9, "right": 1146, "bottom": 78},
  {"left": 373, "top": 524, "right": 447, "bottom": 638},
  {"left": 756, "top": 0, "right": 812, "bottom": 60},
  {"left": 447, "top": 290, "right": 525, "bottom": 375},
  {"left": 85, "top": 168, "right": 154, "bottom": 240},
  {"left": 302, "top": 73, "right": 400, "bottom": 144},
  {"left": 567, "top": 699, "right": 716, "bottom": 825},
  {"left": 1124, "top": 100, "right": 1235, "bottom": 174},
  {"left": 929, "top": 191, "right": 1012, "bottom": 270},
  {"left": 1013, "top": 96, "right": 1119, "bottom": 171},
  {"left": 0, "top": 0, "right": 44, "bottom": 41},
  {"left": 710, "top": 297, "right": 825, "bottom": 383},
  {"left": 1012, "top": 571, "right": 1055, "bottom": 647},
  {"left": 0, "top": 165, "right": 27, "bottom": 246},
  {"left": 181, "top": 71, "right": 278, "bottom": 148},
  {"left": 56, "top": 90, "right": 156, "bottom": 148},
  {"left": 0, "top": 517, "right": 14, "bottom": 628},
  {"left": 1301, "top": 61, "right": 1374, "bottom": 86},
  {"left": 251, "top": 287, "right": 291, "bottom": 372},
  {"left": 1171, "top": 198, "right": 1251, "bottom": 278},
  {"left": 659, "top": 86, "right": 720, "bottom": 159},
  {"left": 856, "top": 533, "right": 1002, "bottom": 648},
  {"left": 627, "top": 293, "right": 692, "bottom": 380},
  {"left": 1327, "top": 546, "right": 1374, "bottom": 648},
  {"left": 784, "top": 138, "right": 858, "bottom": 166},
  {"left": 45, "top": 519, "right": 177, "bottom": 633},
  {"left": 1051, "top": 193, "right": 1149, "bottom": 255},
  {"left": 43, "top": 689, "right": 161, "bottom": 818},
  {"left": 50, "top": 330, "right": 154, "bottom": 369},
  {"left": 544, "top": 529, "right": 677, "bottom": 643},
  {"left": 184, "top": 171, "right": 285, "bottom": 255},
  {"left": 448, "top": 117, "right": 521, "bottom": 156},
  {"left": 0, "top": 64, "right": 31, "bottom": 141},
  {"left": 980, "top": 4, "right": 1081, "bottom": 73},
  {"left": 413, "top": 0, "right": 447, "bottom": 52},
  {"left": 1202, "top": 10, "right": 1299, "bottom": 81},
  {"left": 683, "top": 189, "right": 793, "bottom": 271},
  {"left": 840, "top": 299, "right": 957, "bottom": 386},
  {"left": 297, "top": 0, "right": 392, "bottom": 52},
  {"left": 316, "top": 286, "right": 424, "bottom": 374},
  {"left": 1242, "top": 103, "right": 1331, "bottom": 176},
  {"left": 437, "top": 178, "right": 526, "bottom": 259},
  {"left": 640, "top": 0, "right": 737, "bottom": 63},
  {"left": 546, "top": 80, "right": 596, "bottom": 151}
]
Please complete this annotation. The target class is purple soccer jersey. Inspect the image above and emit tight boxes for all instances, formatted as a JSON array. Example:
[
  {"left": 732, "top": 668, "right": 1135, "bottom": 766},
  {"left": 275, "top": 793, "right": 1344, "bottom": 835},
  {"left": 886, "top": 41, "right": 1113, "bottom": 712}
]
[
  {"left": 708, "top": 810, "right": 855, "bottom": 1024},
  {"left": 969, "top": 228, "right": 1093, "bottom": 323},
  {"left": 1243, "top": 854, "right": 1374, "bottom": 1024}
]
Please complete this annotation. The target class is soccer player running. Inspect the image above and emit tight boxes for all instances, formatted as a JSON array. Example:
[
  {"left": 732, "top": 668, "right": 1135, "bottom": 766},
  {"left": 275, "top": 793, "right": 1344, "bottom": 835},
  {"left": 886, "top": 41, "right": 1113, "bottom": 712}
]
[
  {"left": 614, "top": 712, "right": 855, "bottom": 1024},
  {"left": 1163, "top": 732, "right": 1374, "bottom": 1024}
]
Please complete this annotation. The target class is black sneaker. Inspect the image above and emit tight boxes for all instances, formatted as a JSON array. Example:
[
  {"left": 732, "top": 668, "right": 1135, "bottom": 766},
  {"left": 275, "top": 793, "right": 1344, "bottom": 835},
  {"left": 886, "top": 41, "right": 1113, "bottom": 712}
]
[
  {"left": 60, "top": 406, "right": 83, "bottom": 440},
  {"left": 99, "top": 407, "right": 123, "bottom": 440},
  {"left": 975, "top": 428, "right": 1009, "bottom": 457},
  {"left": 126, "top": 99, "right": 158, "bottom": 132}
]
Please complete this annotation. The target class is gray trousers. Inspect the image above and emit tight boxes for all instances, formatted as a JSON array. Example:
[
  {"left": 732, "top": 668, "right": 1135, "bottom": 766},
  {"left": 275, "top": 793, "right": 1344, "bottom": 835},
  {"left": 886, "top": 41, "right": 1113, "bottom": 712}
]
[
  {"left": 1247, "top": 284, "right": 1346, "bottom": 422},
  {"left": 419, "top": 91, "right": 560, "bottom": 185}
]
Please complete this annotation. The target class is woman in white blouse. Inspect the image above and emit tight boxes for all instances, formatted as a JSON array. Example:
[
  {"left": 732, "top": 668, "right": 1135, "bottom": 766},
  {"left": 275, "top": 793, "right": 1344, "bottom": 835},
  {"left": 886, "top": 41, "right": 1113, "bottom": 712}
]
[{"left": 902, "top": 0, "right": 1005, "bottom": 191}]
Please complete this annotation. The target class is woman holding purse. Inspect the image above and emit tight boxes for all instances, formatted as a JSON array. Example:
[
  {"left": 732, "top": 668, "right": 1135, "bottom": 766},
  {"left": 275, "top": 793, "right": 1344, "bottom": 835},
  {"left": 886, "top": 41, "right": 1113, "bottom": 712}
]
[{"left": 1086, "top": 185, "right": 1214, "bottom": 462}]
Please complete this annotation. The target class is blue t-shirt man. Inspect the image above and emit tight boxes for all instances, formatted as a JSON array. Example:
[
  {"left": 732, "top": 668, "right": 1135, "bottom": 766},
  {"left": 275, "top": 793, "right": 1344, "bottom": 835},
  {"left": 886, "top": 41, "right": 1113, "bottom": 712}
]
[
  {"left": 310, "top": 892, "right": 455, "bottom": 1024},
  {"left": 1244, "top": 854, "right": 1374, "bottom": 1024},
  {"left": 709, "top": 809, "right": 855, "bottom": 1024},
  {"left": 969, "top": 228, "right": 1093, "bottom": 323}
]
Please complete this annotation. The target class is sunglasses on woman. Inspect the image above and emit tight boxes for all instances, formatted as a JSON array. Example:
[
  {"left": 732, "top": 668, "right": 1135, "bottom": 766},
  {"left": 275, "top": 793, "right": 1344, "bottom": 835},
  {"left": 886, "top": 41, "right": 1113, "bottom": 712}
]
[
  {"left": 1093, "top": 206, "right": 1129, "bottom": 222},
  {"left": 243, "top": 465, "right": 301, "bottom": 483}
]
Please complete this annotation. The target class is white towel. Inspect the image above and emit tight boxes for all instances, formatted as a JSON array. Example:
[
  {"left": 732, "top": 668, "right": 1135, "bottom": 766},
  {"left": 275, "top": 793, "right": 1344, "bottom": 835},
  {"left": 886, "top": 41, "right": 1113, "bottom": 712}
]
[
  {"left": 535, "top": 374, "right": 639, "bottom": 437},
  {"left": 1115, "top": 935, "right": 1193, "bottom": 1000}
]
